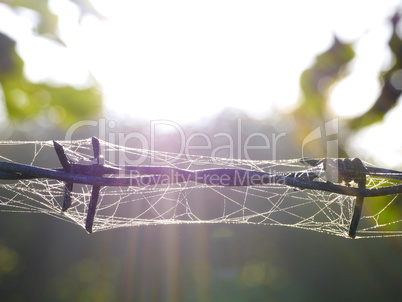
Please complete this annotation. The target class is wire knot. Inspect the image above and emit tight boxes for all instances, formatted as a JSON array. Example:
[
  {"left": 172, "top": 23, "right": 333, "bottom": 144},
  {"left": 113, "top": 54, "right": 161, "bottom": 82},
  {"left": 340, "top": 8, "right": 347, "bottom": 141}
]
[{"left": 53, "top": 137, "right": 104, "bottom": 233}]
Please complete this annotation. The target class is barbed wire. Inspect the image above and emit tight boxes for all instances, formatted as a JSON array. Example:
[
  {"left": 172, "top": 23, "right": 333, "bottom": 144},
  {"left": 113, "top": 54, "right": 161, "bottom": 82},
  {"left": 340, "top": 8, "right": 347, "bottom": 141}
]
[{"left": 1, "top": 137, "right": 402, "bottom": 237}]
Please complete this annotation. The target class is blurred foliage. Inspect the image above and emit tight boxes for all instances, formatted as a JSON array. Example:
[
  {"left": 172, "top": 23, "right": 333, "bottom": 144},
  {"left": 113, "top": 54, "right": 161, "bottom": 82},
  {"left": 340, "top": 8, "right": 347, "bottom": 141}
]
[
  {"left": 350, "top": 12, "right": 402, "bottom": 129},
  {"left": 297, "top": 12, "right": 402, "bottom": 132},
  {"left": 298, "top": 35, "right": 355, "bottom": 118},
  {"left": 6, "top": 0, "right": 61, "bottom": 44},
  {"left": 0, "top": 0, "right": 103, "bottom": 127},
  {"left": 290, "top": 35, "right": 355, "bottom": 158},
  {"left": 68, "top": 0, "right": 107, "bottom": 21},
  {"left": 4, "top": 0, "right": 105, "bottom": 42},
  {"left": 0, "top": 242, "right": 19, "bottom": 279}
]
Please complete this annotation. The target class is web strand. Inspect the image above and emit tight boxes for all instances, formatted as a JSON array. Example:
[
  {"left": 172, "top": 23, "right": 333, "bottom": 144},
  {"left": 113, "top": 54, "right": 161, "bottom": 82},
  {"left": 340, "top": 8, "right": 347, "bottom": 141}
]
[{"left": 1, "top": 137, "right": 402, "bottom": 238}]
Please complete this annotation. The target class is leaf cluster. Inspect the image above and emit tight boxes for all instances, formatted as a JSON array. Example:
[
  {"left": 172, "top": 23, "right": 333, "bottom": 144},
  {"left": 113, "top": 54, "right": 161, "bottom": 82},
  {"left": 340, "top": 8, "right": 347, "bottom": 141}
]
[
  {"left": 0, "top": 0, "right": 103, "bottom": 127},
  {"left": 298, "top": 12, "right": 402, "bottom": 130}
]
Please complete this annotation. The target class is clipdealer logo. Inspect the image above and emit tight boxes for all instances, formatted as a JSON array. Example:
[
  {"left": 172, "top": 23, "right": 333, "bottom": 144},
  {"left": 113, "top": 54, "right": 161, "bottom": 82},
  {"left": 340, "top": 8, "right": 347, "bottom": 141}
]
[
  {"left": 301, "top": 118, "right": 339, "bottom": 159},
  {"left": 64, "top": 118, "right": 288, "bottom": 165}
]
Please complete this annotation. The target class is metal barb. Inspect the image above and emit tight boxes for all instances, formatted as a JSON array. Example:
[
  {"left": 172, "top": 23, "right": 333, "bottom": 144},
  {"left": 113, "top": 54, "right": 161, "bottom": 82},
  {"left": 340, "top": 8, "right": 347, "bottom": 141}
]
[
  {"left": 53, "top": 141, "right": 74, "bottom": 212},
  {"left": 84, "top": 137, "right": 104, "bottom": 233},
  {"left": 53, "top": 137, "right": 105, "bottom": 233},
  {"left": 347, "top": 158, "right": 367, "bottom": 238},
  {"left": 301, "top": 157, "right": 369, "bottom": 238}
]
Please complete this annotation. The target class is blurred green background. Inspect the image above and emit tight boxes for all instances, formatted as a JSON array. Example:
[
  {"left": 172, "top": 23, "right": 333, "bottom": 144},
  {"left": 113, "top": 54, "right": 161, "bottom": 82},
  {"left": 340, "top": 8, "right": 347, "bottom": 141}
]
[{"left": 1, "top": 1, "right": 402, "bottom": 301}]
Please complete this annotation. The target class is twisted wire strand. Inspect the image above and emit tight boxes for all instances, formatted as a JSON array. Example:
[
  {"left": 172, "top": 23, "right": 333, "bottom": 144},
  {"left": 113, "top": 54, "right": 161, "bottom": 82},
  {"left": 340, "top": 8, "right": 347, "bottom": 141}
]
[{"left": 1, "top": 160, "right": 402, "bottom": 197}]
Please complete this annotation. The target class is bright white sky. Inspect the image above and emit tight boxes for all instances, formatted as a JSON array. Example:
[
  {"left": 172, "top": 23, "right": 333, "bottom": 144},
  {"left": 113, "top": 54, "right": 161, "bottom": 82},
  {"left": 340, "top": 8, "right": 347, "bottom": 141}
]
[{"left": 1, "top": 0, "right": 402, "bottom": 166}]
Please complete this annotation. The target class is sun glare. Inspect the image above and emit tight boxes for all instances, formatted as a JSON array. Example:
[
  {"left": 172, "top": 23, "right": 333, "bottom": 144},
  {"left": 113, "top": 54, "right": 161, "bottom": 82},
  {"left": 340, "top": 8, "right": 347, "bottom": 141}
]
[
  {"left": 1, "top": 0, "right": 401, "bottom": 124},
  {"left": 51, "top": 0, "right": 400, "bottom": 123},
  {"left": 49, "top": 0, "right": 339, "bottom": 122}
]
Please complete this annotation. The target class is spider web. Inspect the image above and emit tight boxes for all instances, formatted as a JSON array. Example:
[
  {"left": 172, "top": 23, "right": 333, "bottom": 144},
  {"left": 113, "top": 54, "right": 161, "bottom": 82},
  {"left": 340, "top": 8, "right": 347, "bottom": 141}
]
[{"left": 0, "top": 138, "right": 401, "bottom": 239}]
